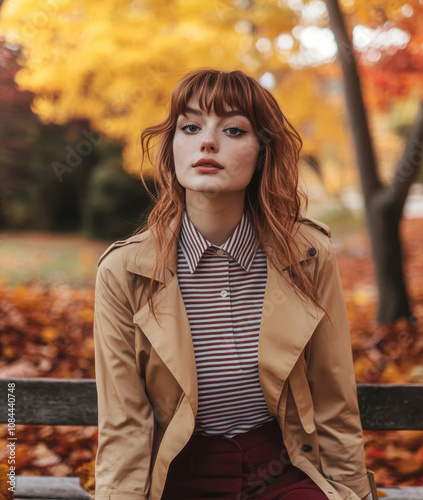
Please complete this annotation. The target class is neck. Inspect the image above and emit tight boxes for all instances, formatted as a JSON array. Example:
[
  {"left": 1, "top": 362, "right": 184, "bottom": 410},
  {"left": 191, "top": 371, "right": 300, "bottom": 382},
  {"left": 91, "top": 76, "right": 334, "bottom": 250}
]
[{"left": 184, "top": 191, "right": 246, "bottom": 246}]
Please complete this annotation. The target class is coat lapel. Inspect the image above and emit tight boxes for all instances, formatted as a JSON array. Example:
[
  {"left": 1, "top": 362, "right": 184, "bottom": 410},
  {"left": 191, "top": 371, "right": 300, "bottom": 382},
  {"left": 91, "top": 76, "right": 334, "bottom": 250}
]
[
  {"left": 131, "top": 217, "right": 198, "bottom": 416},
  {"left": 257, "top": 253, "right": 325, "bottom": 415},
  {"left": 132, "top": 216, "right": 325, "bottom": 420},
  {"left": 133, "top": 273, "right": 199, "bottom": 417}
]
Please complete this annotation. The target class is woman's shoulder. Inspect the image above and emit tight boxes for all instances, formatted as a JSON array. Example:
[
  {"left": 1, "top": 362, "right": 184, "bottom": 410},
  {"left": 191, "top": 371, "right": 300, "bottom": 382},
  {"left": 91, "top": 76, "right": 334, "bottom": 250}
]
[
  {"left": 294, "top": 216, "right": 333, "bottom": 263},
  {"left": 298, "top": 216, "right": 331, "bottom": 239},
  {"left": 97, "top": 229, "right": 152, "bottom": 271}
]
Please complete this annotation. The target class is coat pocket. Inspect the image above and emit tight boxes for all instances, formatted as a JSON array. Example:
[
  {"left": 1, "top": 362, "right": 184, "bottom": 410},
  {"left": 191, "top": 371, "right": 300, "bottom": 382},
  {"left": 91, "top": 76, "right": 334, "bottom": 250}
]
[{"left": 288, "top": 354, "right": 316, "bottom": 434}]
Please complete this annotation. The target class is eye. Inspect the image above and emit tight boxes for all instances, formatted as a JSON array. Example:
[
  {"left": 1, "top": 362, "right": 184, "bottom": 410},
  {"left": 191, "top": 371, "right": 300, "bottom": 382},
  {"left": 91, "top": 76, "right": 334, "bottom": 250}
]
[
  {"left": 181, "top": 124, "right": 200, "bottom": 134},
  {"left": 224, "top": 127, "right": 247, "bottom": 137}
]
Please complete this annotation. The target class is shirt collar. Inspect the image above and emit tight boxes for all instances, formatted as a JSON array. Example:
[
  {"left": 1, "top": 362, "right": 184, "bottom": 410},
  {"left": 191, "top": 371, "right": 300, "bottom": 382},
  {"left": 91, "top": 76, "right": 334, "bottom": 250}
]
[{"left": 178, "top": 207, "right": 260, "bottom": 274}]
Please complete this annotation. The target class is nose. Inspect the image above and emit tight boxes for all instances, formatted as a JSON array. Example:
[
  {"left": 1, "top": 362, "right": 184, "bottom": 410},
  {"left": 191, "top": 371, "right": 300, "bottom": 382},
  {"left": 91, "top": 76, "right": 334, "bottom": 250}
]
[{"left": 200, "top": 129, "right": 219, "bottom": 153}]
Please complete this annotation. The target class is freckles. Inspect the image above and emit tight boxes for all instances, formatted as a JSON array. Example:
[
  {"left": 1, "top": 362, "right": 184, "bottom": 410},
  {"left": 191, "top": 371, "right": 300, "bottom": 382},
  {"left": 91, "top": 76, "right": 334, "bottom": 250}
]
[
  {"left": 173, "top": 136, "right": 188, "bottom": 160},
  {"left": 244, "top": 139, "right": 260, "bottom": 157},
  {"left": 231, "top": 160, "right": 246, "bottom": 177},
  {"left": 238, "top": 149, "right": 259, "bottom": 170}
]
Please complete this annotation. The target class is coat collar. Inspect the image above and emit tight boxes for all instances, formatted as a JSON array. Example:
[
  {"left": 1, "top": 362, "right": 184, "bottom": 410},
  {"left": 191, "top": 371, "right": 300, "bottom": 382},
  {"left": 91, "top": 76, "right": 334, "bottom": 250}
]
[
  {"left": 130, "top": 215, "right": 326, "bottom": 421},
  {"left": 125, "top": 215, "right": 317, "bottom": 283}
]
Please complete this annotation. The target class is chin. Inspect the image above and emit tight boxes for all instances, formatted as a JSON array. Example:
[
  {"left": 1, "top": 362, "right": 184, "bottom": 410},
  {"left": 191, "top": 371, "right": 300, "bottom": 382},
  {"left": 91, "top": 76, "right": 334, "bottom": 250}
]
[{"left": 190, "top": 180, "right": 223, "bottom": 191}]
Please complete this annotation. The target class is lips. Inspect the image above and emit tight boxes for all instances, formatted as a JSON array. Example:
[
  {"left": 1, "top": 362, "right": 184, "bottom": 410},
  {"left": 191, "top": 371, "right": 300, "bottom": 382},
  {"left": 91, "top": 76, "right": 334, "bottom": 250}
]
[{"left": 193, "top": 158, "right": 224, "bottom": 169}]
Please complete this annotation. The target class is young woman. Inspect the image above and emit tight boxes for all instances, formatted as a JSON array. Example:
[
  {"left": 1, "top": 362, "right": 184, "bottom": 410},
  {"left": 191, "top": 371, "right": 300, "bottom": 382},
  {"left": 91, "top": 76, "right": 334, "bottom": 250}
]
[{"left": 93, "top": 69, "right": 378, "bottom": 500}]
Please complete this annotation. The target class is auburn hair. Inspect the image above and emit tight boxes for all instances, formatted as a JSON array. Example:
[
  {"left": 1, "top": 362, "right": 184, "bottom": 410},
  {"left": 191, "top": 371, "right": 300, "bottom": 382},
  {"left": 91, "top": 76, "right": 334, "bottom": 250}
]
[{"left": 136, "top": 68, "right": 327, "bottom": 324}]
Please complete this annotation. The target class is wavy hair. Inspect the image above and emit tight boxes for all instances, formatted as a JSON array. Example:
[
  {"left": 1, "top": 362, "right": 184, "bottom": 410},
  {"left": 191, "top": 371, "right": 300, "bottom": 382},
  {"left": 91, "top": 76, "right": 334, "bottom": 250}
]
[{"left": 136, "top": 68, "right": 328, "bottom": 324}]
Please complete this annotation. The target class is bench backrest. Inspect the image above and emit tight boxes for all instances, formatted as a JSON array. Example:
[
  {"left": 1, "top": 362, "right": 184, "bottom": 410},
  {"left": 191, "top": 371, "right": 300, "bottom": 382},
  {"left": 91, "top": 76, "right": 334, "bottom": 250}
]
[{"left": 0, "top": 378, "right": 422, "bottom": 430}]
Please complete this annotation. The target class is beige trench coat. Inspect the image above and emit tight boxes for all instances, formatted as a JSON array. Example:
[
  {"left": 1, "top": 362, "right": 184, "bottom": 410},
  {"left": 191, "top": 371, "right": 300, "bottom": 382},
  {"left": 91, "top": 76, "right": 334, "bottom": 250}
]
[{"left": 93, "top": 215, "right": 378, "bottom": 500}]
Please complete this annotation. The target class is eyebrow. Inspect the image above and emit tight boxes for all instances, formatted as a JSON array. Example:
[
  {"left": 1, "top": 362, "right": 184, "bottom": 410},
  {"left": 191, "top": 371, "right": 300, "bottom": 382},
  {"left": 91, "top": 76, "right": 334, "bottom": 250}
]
[{"left": 181, "top": 106, "right": 249, "bottom": 120}]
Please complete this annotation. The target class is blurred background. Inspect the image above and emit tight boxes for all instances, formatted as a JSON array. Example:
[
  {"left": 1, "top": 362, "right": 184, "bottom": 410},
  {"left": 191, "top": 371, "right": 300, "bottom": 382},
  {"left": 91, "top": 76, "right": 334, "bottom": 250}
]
[{"left": 0, "top": 0, "right": 422, "bottom": 493}]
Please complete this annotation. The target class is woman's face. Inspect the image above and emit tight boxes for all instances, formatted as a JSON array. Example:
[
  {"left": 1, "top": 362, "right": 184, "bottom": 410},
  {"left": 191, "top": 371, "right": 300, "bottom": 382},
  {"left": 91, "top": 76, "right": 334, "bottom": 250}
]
[{"left": 173, "top": 97, "right": 260, "bottom": 198}]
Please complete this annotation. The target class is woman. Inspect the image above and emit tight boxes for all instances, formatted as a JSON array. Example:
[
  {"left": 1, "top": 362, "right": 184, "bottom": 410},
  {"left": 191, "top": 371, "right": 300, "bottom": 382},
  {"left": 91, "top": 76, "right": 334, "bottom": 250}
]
[{"left": 93, "top": 68, "right": 378, "bottom": 500}]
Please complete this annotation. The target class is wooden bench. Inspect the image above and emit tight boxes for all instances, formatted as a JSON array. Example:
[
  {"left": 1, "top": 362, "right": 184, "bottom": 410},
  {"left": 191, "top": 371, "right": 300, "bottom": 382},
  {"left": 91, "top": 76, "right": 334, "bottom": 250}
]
[{"left": 1, "top": 378, "right": 423, "bottom": 499}]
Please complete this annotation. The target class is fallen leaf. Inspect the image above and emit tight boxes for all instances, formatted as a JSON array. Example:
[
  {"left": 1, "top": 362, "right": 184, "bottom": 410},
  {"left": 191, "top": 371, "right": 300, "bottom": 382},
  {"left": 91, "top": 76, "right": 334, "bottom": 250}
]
[
  {"left": 0, "top": 463, "right": 14, "bottom": 500},
  {"left": 77, "top": 458, "right": 96, "bottom": 492}
]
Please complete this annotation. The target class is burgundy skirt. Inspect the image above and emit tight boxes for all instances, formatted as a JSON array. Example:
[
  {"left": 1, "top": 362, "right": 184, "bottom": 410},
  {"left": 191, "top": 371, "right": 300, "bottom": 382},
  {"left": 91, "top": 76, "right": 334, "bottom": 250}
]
[{"left": 161, "top": 418, "right": 327, "bottom": 499}]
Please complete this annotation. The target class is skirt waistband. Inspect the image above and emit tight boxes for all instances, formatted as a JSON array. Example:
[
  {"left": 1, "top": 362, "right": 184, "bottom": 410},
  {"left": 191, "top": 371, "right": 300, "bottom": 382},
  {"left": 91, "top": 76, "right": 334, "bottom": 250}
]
[{"left": 186, "top": 418, "right": 282, "bottom": 454}]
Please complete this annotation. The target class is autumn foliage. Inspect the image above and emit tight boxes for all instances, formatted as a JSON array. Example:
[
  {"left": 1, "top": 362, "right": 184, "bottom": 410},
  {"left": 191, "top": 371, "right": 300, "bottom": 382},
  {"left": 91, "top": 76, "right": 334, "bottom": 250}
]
[{"left": 1, "top": 219, "right": 423, "bottom": 493}]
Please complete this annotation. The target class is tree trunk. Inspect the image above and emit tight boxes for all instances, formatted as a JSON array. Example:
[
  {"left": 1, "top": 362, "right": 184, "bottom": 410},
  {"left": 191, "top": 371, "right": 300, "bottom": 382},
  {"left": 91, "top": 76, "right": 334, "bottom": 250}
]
[
  {"left": 325, "top": 0, "right": 423, "bottom": 324},
  {"left": 368, "top": 189, "right": 412, "bottom": 323}
]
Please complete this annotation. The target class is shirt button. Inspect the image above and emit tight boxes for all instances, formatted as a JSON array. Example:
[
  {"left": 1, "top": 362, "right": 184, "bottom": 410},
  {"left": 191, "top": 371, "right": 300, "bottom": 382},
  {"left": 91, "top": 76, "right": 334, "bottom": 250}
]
[
  {"left": 220, "top": 290, "right": 228, "bottom": 297},
  {"left": 308, "top": 247, "right": 317, "bottom": 257},
  {"left": 216, "top": 249, "right": 224, "bottom": 256}
]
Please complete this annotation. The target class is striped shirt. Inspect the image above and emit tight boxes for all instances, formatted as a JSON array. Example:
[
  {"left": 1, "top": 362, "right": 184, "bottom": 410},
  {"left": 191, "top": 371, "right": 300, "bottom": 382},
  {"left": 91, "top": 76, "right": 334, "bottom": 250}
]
[{"left": 177, "top": 207, "right": 275, "bottom": 437}]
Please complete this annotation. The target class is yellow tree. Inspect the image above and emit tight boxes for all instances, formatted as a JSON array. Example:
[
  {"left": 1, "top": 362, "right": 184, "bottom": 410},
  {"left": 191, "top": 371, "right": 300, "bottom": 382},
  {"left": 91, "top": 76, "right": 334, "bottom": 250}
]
[
  {"left": 0, "top": 0, "right": 346, "bottom": 183},
  {"left": 2, "top": 3, "right": 422, "bottom": 306}
]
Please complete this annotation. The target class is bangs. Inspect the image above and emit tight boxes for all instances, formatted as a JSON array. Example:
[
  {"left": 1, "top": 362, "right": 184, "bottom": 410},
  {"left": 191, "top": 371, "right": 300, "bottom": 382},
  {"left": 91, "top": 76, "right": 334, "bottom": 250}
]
[{"left": 171, "top": 70, "right": 257, "bottom": 128}]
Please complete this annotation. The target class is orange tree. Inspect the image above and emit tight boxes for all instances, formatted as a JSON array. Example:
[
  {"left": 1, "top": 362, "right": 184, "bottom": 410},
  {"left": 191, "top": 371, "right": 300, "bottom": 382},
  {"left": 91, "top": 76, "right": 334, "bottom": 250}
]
[{"left": 325, "top": 0, "right": 423, "bottom": 323}]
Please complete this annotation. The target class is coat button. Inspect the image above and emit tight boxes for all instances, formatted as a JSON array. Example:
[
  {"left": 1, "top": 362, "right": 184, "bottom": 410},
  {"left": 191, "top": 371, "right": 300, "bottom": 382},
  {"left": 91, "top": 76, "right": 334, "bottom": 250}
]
[
  {"left": 308, "top": 247, "right": 317, "bottom": 257},
  {"left": 301, "top": 444, "right": 313, "bottom": 452}
]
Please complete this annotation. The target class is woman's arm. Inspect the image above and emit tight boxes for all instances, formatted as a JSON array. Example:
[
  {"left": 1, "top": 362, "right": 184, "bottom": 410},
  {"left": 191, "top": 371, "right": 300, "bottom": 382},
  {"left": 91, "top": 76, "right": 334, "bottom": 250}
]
[
  {"left": 93, "top": 261, "right": 154, "bottom": 500},
  {"left": 305, "top": 237, "right": 377, "bottom": 500}
]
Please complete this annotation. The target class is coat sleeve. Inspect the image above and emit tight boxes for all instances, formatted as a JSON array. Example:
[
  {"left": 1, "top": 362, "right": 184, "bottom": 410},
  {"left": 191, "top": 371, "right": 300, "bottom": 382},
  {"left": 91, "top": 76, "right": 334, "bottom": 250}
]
[
  {"left": 306, "top": 236, "right": 377, "bottom": 500},
  {"left": 93, "top": 259, "right": 154, "bottom": 500}
]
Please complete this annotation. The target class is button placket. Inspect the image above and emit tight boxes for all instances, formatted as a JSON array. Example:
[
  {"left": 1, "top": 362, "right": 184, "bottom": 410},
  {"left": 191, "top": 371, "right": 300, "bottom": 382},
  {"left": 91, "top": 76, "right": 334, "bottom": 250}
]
[
  {"left": 219, "top": 253, "right": 229, "bottom": 298},
  {"left": 219, "top": 257, "right": 241, "bottom": 371}
]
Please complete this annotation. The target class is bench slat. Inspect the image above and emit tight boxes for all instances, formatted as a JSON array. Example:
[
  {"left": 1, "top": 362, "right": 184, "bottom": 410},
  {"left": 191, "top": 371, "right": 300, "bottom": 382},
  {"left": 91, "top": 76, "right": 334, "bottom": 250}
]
[
  {"left": 378, "top": 487, "right": 423, "bottom": 499},
  {"left": 12, "top": 476, "right": 423, "bottom": 499},
  {"left": 357, "top": 383, "right": 423, "bottom": 430},
  {"left": 15, "top": 475, "right": 90, "bottom": 499},
  {"left": 1, "top": 378, "right": 423, "bottom": 430},
  {"left": 0, "top": 378, "right": 97, "bottom": 426}
]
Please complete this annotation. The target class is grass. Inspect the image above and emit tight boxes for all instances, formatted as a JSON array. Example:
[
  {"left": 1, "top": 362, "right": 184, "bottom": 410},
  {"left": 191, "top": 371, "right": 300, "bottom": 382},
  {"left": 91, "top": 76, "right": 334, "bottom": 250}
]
[
  {"left": 0, "top": 230, "right": 111, "bottom": 288},
  {"left": 0, "top": 208, "right": 366, "bottom": 288}
]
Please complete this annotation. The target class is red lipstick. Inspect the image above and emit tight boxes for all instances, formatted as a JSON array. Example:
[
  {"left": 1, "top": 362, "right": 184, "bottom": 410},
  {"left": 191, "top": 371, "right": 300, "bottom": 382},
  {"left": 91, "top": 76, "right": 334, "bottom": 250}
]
[{"left": 193, "top": 158, "right": 224, "bottom": 171}]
